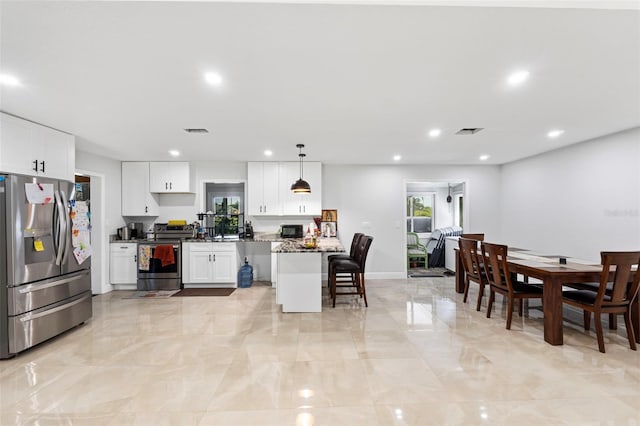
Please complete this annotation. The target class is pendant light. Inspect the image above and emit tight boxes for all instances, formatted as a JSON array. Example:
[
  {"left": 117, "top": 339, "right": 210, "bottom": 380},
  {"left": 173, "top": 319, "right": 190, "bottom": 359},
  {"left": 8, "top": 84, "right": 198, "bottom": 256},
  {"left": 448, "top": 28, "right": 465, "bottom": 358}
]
[
  {"left": 291, "top": 143, "right": 311, "bottom": 194},
  {"left": 446, "top": 184, "right": 452, "bottom": 203}
]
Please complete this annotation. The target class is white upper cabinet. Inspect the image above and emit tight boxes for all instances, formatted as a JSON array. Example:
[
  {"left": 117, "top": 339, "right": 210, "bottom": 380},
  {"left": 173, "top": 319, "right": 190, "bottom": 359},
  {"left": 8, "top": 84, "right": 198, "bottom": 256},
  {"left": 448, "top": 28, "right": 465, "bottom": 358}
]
[
  {"left": 121, "top": 162, "right": 159, "bottom": 216},
  {"left": 0, "top": 112, "right": 75, "bottom": 181},
  {"left": 149, "top": 162, "right": 192, "bottom": 193},
  {"left": 279, "top": 161, "right": 322, "bottom": 216},
  {"left": 247, "top": 161, "right": 321, "bottom": 216},
  {"left": 247, "top": 162, "right": 280, "bottom": 215}
]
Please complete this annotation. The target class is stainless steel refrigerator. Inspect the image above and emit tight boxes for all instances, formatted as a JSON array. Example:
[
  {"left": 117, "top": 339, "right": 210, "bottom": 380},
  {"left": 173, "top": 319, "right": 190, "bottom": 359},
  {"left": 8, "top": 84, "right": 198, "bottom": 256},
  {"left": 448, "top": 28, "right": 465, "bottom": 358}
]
[{"left": 1, "top": 173, "right": 92, "bottom": 359}]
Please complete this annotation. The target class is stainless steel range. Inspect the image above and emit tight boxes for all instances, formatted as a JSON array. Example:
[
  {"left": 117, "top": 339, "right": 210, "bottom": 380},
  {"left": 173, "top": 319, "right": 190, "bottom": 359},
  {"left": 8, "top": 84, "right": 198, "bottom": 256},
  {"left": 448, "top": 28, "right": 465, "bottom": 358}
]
[{"left": 136, "top": 223, "right": 194, "bottom": 290}]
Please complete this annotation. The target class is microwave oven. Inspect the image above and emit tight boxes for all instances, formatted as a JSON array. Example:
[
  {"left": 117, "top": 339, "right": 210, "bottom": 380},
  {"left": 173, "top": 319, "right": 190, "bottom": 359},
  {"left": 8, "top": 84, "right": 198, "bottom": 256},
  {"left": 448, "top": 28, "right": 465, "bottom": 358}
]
[{"left": 280, "top": 224, "right": 303, "bottom": 239}]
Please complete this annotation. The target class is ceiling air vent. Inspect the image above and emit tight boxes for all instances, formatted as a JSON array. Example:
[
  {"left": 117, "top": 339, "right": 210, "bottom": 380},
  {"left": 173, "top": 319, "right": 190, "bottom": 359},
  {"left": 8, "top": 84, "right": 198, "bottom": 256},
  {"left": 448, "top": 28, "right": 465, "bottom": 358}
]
[
  {"left": 456, "top": 127, "right": 484, "bottom": 135},
  {"left": 184, "top": 128, "right": 209, "bottom": 133}
]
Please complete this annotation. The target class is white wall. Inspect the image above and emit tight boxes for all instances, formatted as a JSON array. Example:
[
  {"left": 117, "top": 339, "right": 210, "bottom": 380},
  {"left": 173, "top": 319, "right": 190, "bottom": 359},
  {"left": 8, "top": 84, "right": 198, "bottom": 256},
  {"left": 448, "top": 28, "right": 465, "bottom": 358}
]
[
  {"left": 323, "top": 164, "right": 502, "bottom": 278},
  {"left": 75, "top": 149, "right": 126, "bottom": 293},
  {"left": 499, "top": 127, "right": 640, "bottom": 262},
  {"left": 76, "top": 149, "right": 126, "bottom": 235}
]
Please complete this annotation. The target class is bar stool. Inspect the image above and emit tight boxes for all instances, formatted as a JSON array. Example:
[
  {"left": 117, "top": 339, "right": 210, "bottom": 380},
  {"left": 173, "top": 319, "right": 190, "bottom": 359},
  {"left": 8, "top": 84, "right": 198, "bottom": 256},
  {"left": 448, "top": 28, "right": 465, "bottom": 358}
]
[{"left": 329, "top": 235, "right": 373, "bottom": 307}]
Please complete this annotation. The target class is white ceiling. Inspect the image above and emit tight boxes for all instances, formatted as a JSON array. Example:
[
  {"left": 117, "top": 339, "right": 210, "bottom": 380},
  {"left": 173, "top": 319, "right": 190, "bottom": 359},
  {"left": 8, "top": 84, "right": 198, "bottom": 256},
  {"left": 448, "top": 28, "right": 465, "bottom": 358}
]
[{"left": 1, "top": 1, "right": 638, "bottom": 165}]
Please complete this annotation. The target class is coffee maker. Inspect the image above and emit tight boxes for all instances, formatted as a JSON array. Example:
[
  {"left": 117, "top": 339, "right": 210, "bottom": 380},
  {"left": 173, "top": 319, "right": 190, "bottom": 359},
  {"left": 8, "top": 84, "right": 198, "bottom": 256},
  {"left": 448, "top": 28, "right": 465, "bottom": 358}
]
[
  {"left": 127, "top": 222, "right": 144, "bottom": 239},
  {"left": 244, "top": 221, "right": 254, "bottom": 240}
]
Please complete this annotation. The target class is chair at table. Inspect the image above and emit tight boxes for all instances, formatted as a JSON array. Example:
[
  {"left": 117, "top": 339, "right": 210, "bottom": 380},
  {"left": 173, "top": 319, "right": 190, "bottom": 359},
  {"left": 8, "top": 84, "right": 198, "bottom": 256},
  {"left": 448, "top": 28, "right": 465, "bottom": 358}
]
[
  {"left": 561, "top": 251, "right": 640, "bottom": 353},
  {"left": 327, "top": 233, "right": 364, "bottom": 288},
  {"left": 461, "top": 233, "right": 484, "bottom": 241},
  {"left": 459, "top": 237, "right": 488, "bottom": 311},
  {"left": 329, "top": 233, "right": 364, "bottom": 265},
  {"left": 329, "top": 235, "right": 374, "bottom": 308},
  {"left": 481, "top": 242, "right": 543, "bottom": 329},
  {"left": 407, "top": 232, "right": 428, "bottom": 269}
]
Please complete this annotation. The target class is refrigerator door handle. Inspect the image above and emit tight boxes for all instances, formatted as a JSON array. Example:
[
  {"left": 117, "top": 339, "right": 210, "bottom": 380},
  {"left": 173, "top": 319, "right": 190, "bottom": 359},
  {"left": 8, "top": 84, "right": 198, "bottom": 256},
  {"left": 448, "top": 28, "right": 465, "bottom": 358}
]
[
  {"left": 54, "top": 190, "right": 67, "bottom": 265},
  {"left": 18, "top": 273, "right": 85, "bottom": 294},
  {"left": 60, "top": 190, "right": 71, "bottom": 264},
  {"left": 19, "top": 293, "right": 89, "bottom": 322}
]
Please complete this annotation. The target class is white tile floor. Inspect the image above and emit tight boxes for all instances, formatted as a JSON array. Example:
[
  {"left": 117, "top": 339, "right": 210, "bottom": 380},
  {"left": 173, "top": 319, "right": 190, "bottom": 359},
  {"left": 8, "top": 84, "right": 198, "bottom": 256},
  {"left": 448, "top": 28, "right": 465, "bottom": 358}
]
[{"left": 1, "top": 277, "right": 639, "bottom": 425}]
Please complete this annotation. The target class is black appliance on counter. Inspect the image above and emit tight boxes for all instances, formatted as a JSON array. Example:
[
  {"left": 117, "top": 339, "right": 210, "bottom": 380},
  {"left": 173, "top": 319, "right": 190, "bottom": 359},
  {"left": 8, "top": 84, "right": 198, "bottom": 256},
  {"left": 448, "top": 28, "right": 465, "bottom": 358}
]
[
  {"left": 243, "top": 221, "right": 254, "bottom": 239},
  {"left": 280, "top": 224, "right": 303, "bottom": 239},
  {"left": 136, "top": 223, "right": 194, "bottom": 290}
]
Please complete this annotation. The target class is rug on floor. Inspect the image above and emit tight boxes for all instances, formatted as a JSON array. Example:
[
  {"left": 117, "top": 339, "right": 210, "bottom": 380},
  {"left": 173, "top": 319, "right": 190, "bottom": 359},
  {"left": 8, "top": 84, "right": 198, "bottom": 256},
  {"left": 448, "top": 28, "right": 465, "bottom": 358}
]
[
  {"left": 172, "top": 288, "right": 236, "bottom": 297},
  {"left": 408, "top": 268, "right": 446, "bottom": 278},
  {"left": 122, "top": 290, "right": 181, "bottom": 299}
]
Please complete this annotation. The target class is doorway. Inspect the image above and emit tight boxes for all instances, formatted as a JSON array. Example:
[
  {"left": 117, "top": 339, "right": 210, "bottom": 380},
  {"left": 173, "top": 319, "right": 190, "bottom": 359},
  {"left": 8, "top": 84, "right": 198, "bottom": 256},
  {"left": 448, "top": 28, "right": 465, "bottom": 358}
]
[
  {"left": 404, "top": 180, "right": 466, "bottom": 275},
  {"left": 76, "top": 170, "right": 108, "bottom": 294}
]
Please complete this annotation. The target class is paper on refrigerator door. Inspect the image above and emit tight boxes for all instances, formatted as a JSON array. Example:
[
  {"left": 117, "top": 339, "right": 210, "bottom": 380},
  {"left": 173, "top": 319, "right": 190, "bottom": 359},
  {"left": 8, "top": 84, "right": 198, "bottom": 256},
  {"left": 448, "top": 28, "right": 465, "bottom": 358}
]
[
  {"left": 73, "top": 242, "right": 92, "bottom": 265},
  {"left": 70, "top": 200, "right": 92, "bottom": 263},
  {"left": 25, "top": 183, "right": 54, "bottom": 204}
]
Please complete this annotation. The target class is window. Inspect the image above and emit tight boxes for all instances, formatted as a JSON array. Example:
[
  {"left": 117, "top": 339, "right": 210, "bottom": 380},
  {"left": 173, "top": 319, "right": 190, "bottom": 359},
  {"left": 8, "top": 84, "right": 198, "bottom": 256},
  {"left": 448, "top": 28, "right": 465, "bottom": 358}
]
[
  {"left": 204, "top": 182, "right": 245, "bottom": 237},
  {"left": 406, "top": 193, "right": 434, "bottom": 234}
]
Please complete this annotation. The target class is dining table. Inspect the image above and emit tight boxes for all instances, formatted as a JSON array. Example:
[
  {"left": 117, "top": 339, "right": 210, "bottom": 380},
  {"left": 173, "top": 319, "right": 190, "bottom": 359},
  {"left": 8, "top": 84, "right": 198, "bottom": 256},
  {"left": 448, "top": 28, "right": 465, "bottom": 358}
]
[{"left": 454, "top": 247, "right": 639, "bottom": 346}]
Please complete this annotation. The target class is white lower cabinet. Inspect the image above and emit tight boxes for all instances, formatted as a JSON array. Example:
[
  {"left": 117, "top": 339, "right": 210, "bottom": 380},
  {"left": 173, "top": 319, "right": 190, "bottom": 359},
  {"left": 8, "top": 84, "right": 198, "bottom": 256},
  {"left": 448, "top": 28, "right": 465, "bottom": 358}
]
[
  {"left": 182, "top": 242, "right": 237, "bottom": 287},
  {"left": 110, "top": 243, "right": 138, "bottom": 289}
]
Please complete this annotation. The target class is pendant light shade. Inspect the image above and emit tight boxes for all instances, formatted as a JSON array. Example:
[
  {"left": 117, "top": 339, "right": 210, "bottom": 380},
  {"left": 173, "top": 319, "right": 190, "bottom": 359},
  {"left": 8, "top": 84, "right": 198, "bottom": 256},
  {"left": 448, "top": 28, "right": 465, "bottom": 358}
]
[{"left": 291, "top": 144, "right": 311, "bottom": 194}]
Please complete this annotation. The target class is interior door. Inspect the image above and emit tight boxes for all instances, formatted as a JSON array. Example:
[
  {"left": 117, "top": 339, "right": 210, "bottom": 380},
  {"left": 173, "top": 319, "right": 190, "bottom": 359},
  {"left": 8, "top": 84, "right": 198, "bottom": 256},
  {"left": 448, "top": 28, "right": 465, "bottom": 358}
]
[{"left": 6, "top": 175, "right": 60, "bottom": 286}]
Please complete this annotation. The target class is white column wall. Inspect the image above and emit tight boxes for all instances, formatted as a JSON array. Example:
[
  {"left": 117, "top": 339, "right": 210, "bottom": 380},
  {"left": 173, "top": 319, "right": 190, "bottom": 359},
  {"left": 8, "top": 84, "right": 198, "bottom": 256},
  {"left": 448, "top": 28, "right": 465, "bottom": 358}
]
[{"left": 323, "top": 164, "right": 502, "bottom": 278}]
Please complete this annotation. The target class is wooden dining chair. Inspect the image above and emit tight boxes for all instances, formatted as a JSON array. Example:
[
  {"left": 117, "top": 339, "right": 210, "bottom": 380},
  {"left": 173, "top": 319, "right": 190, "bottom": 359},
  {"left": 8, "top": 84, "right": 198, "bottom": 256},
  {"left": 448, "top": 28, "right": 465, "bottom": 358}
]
[
  {"left": 461, "top": 233, "right": 485, "bottom": 241},
  {"left": 562, "top": 251, "right": 640, "bottom": 353},
  {"left": 481, "top": 242, "right": 543, "bottom": 329},
  {"left": 459, "top": 237, "right": 488, "bottom": 311}
]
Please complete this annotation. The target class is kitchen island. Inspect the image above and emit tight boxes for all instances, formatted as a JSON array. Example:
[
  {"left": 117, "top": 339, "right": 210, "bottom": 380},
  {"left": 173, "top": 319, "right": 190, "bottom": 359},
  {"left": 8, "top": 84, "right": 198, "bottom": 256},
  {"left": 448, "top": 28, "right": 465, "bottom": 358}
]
[{"left": 272, "top": 238, "right": 345, "bottom": 313}]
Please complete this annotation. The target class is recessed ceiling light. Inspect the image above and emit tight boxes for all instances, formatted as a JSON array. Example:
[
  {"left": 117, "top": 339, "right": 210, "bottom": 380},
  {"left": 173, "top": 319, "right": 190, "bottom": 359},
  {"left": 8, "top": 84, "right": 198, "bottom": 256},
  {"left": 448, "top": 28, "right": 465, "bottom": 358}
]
[
  {"left": 547, "top": 129, "right": 565, "bottom": 138},
  {"left": 0, "top": 73, "right": 21, "bottom": 86},
  {"left": 428, "top": 128, "right": 442, "bottom": 138},
  {"left": 507, "top": 70, "right": 530, "bottom": 86},
  {"left": 264, "top": 150, "right": 273, "bottom": 157},
  {"left": 204, "top": 72, "right": 223, "bottom": 87},
  {"left": 169, "top": 150, "right": 180, "bottom": 157},
  {"left": 479, "top": 154, "right": 490, "bottom": 161},
  {"left": 393, "top": 155, "right": 402, "bottom": 161}
]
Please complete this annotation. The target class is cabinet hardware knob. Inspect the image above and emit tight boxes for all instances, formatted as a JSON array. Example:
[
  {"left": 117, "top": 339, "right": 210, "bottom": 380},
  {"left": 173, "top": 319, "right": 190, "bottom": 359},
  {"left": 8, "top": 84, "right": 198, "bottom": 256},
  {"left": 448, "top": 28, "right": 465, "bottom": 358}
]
[
  {"left": 170, "top": 182, "right": 172, "bottom": 190},
  {"left": 40, "top": 161, "right": 45, "bottom": 173},
  {"left": 33, "top": 160, "right": 38, "bottom": 172}
]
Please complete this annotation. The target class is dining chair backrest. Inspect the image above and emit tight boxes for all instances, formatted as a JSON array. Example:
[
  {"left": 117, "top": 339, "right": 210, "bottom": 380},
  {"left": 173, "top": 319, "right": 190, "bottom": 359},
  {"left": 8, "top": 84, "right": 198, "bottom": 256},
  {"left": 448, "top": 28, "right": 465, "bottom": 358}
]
[
  {"left": 598, "top": 251, "right": 640, "bottom": 308},
  {"left": 459, "top": 238, "right": 483, "bottom": 281},
  {"left": 461, "top": 233, "right": 485, "bottom": 241},
  {"left": 354, "top": 235, "right": 374, "bottom": 270},
  {"left": 350, "top": 233, "right": 365, "bottom": 258},
  {"left": 480, "top": 242, "right": 512, "bottom": 293}
]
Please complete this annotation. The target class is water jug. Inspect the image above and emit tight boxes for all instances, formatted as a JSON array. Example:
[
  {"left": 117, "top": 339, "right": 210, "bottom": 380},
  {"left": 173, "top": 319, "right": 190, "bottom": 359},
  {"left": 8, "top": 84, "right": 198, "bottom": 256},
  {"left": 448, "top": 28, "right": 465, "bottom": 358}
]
[{"left": 238, "top": 257, "right": 253, "bottom": 288}]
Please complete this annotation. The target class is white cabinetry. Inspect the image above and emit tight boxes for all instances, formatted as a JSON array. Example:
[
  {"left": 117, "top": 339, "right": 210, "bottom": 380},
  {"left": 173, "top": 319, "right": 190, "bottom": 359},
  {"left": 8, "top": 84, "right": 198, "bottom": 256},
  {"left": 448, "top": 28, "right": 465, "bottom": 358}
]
[
  {"left": 110, "top": 243, "right": 138, "bottom": 288},
  {"left": 247, "top": 162, "right": 280, "bottom": 215},
  {"left": 0, "top": 112, "right": 75, "bottom": 181},
  {"left": 182, "top": 242, "right": 237, "bottom": 287},
  {"left": 279, "top": 161, "right": 322, "bottom": 216},
  {"left": 247, "top": 161, "right": 321, "bottom": 216},
  {"left": 149, "top": 162, "right": 192, "bottom": 193},
  {"left": 445, "top": 237, "right": 459, "bottom": 272},
  {"left": 121, "top": 162, "right": 159, "bottom": 216}
]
